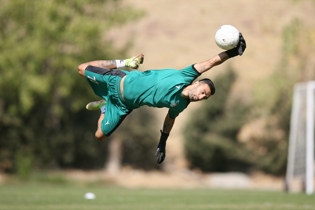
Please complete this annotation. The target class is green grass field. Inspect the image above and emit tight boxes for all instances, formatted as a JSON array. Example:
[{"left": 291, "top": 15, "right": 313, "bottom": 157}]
[{"left": 0, "top": 183, "right": 314, "bottom": 210}]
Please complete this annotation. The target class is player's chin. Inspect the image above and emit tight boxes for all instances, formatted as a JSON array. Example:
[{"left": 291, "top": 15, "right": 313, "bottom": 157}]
[{"left": 190, "top": 97, "right": 198, "bottom": 102}]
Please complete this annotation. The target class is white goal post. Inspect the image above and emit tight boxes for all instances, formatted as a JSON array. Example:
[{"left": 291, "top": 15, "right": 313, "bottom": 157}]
[{"left": 286, "top": 81, "right": 315, "bottom": 195}]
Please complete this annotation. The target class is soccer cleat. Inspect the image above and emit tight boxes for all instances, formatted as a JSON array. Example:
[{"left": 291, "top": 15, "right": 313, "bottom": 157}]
[
  {"left": 86, "top": 100, "right": 107, "bottom": 111},
  {"left": 125, "top": 54, "right": 144, "bottom": 69}
]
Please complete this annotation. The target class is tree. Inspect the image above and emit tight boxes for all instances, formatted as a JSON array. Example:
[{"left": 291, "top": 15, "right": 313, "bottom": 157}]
[
  {"left": 0, "top": 0, "right": 145, "bottom": 174},
  {"left": 184, "top": 68, "right": 252, "bottom": 172},
  {"left": 250, "top": 19, "right": 315, "bottom": 175},
  {"left": 120, "top": 107, "right": 160, "bottom": 170},
  {"left": 184, "top": 18, "right": 315, "bottom": 176}
]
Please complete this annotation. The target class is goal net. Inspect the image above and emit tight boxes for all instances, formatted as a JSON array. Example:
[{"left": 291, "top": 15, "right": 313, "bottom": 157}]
[{"left": 286, "top": 81, "right": 315, "bottom": 195}]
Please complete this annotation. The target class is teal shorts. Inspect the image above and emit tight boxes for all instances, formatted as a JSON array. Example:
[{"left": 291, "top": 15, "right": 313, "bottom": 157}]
[{"left": 85, "top": 66, "right": 132, "bottom": 136}]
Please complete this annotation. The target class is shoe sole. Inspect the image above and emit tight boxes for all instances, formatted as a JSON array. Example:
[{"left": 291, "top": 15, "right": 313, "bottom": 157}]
[{"left": 86, "top": 100, "right": 106, "bottom": 111}]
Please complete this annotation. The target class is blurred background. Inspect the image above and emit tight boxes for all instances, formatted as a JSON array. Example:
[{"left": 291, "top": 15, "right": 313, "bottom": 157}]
[{"left": 0, "top": 0, "right": 315, "bottom": 191}]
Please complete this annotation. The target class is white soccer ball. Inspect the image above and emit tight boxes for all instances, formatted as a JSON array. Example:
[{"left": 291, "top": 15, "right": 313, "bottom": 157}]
[
  {"left": 84, "top": 192, "right": 96, "bottom": 200},
  {"left": 214, "top": 25, "right": 240, "bottom": 50}
]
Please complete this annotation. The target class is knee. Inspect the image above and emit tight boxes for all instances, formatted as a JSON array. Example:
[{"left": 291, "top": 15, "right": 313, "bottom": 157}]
[
  {"left": 95, "top": 131, "right": 107, "bottom": 142},
  {"left": 78, "top": 64, "right": 87, "bottom": 76}
]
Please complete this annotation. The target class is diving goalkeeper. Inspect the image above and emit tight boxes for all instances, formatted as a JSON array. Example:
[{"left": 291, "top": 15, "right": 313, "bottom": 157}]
[{"left": 77, "top": 33, "right": 246, "bottom": 164}]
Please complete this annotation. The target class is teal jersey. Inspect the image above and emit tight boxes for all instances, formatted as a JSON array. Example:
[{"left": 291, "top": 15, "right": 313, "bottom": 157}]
[{"left": 123, "top": 65, "right": 200, "bottom": 118}]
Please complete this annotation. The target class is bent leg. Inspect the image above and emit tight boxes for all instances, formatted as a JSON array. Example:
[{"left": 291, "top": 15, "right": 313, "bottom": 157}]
[
  {"left": 95, "top": 113, "right": 107, "bottom": 141},
  {"left": 78, "top": 60, "right": 117, "bottom": 77},
  {"left": 98, "top": 98, "right": 131, "bottom": 139},
  {"left": 95, "top": 111, "right": 130, "bottom": 141},
  {"left": 77, "top": 54, "right": 144, "bottom": 77}
]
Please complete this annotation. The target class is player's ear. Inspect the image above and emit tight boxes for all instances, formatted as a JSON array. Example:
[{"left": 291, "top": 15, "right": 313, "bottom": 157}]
[{"left": 193, "top": 81, "right": 200, "bottom": 86}]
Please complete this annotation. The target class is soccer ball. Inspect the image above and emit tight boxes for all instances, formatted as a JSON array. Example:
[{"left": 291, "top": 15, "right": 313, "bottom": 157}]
[
  {"left": 214, "top": 25, "right": 240, "bottom": 50},
  {"left": 84, "top": 192, "right": 96, "bottom": 199}
]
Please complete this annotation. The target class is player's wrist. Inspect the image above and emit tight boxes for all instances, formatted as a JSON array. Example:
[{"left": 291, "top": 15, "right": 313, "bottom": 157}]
[
  {"left": 225, "top": 48, "right": 238, "bottom": 58},
  {"left": 159, "top": 130, "right": 169, "bottom": 144}
]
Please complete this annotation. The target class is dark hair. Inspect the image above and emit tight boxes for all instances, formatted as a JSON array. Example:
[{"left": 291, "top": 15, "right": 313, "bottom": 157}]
[{"left": 199, "top": 78, "right": 215, "bottom": 96}]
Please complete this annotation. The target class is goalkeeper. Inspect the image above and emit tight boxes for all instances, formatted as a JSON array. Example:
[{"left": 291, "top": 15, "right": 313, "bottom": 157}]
[{"left": 77, "top": 33, "right": 246, "bottom": 164}]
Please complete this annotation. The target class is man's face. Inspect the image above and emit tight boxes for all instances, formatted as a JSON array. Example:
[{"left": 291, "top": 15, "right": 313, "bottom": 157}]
[{"left": 188, "top": 81, "right": 211, "bottom": 102}]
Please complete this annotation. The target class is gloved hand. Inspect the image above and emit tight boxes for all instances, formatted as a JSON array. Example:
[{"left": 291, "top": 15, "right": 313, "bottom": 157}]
[
  {"left": 226, "top": 33, "right": 246, "bottom": 58},
  {"left": 155, "top": 131, "right": 169, "bottom": 164},
  {"left": 155, "top": 144, "right": 166, "bottom": 164}
]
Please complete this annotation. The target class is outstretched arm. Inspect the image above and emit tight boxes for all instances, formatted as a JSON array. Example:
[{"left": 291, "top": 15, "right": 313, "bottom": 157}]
[
  {"left": 194, "top": 33, "right": 246, "bottom": 74},
  {"left": 155, "top": 114, "right": 175, "bottom": 164},
  {"left": 194, "top": 52, "right": 229, "bottom": 74}
]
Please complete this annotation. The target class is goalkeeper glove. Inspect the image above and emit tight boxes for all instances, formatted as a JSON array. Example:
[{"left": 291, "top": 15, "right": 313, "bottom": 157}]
[
  {"left": 225, "top": 33, "right": 246, "bottom": 58},
  {"left": 155, "top": 130, "right": 169, "bottom": 164}
]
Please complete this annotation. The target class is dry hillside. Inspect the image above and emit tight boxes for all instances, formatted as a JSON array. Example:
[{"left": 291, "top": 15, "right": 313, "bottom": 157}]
[{"left": 107, "top": 0, "right": 315, "bottom": 169}]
